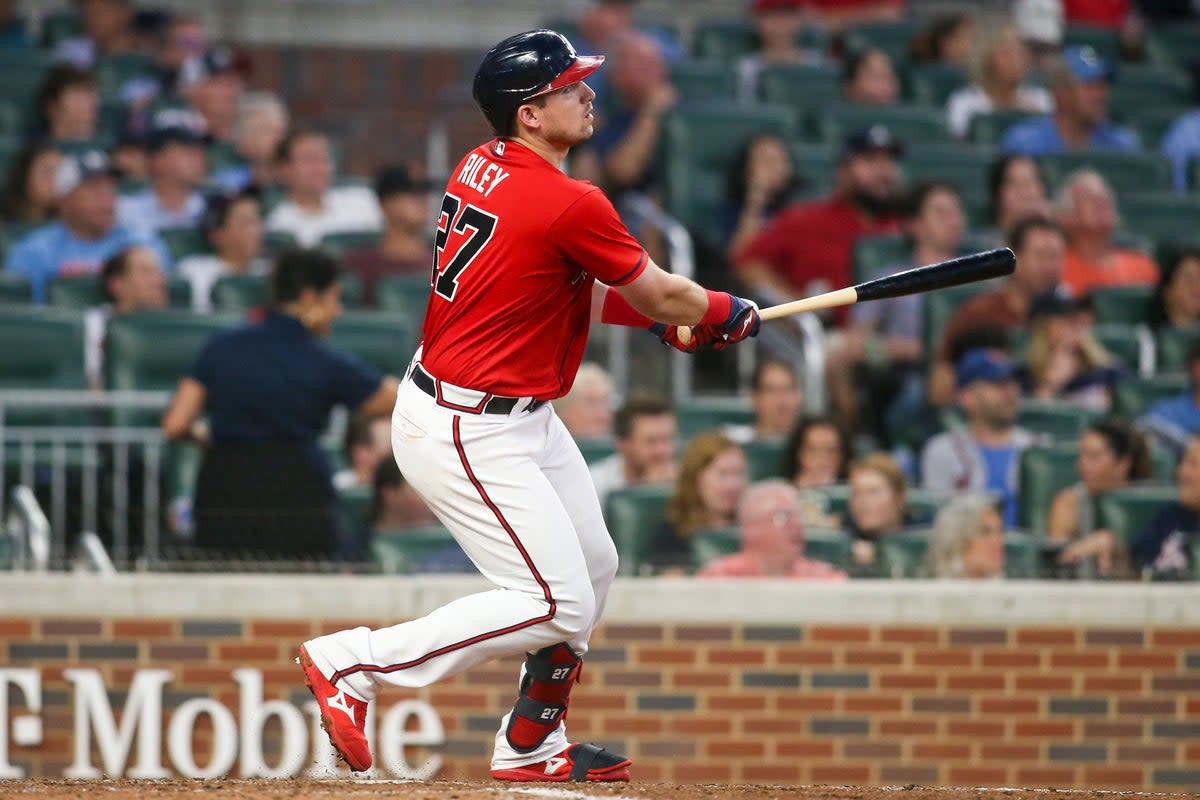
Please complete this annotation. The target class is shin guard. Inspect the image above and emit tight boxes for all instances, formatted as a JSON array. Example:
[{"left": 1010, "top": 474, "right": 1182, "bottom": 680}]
[{"left": 504, "top": 642, "right": 582, "bottom": 753}]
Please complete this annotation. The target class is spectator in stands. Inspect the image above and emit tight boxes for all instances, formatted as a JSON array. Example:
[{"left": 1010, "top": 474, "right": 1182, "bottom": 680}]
[
  {"left": 1048, "top": 418, "right": 1151, "bottom": 548},
  {"left": 1017, "top": 292, "right": 1121, "bottom": 410},
  {"left": 161, "top": 248, "right": 400, "bottom": 561},
  {"left": 552, "top": 362, "right": 615, "bottom": 441},
  {"left": 179, "top": 45, "right": 244, "bottom": 145},
  {"left": 0, "top": 142, "right": 62, "bottom": 226},
  {"left": 844, "top": 452, "right": 910, "bottom": 575},
  {"left": 931, "top": 215, "right": 1066, "bottom": 406},
  {"left": 921, "top": 493, "right": 1006, "bottom": 579},
  {"left": 572, "top": 0, "right": 681, "bottom": 110},
  {"left": 6, "top": 149, "right": 169, "bottom": 303},
  {"left": 334, "top": 414, "right": 393, "bottom": 492},
  {"left": 1055, "top": 170, "right": 1158, "bottom": 295},
  {"left": 782, "top": 415, "right": 850, "bottom": 489},
  {"left": 85, "top": 244, "right": 168, "bottom": 388},
  {"left": 908, "top": 14, "right": 974, "bottom": 66},
  {"left": 370, "top": 458, "right": 437, "bottom": 533},
  {"left": 736, "top": 126, "right": 904, "bottom": 322},
  {"left": 589, "top": 392, "right": 677, "bottom": 507},
  {"left": 55, "top": 0, "right": 138, "bottom": 68},
  {"left": 0, "top": 1, "right": 31, "bottom": 48},
  {"left": 176, "top": 189, "right": 268, "bottom": 313},
  {"left": 1148, "top": 250, "right": 1200, "bottom": 330},
  {"left": 723, "top": 133, "right": 803, "bottom": 260},
  {"left": 1159, "top": 109, "right": 1200, "bottom": 194},
  {"left": 922, "top": 349, "right": 1039, "bottom": 526},
  {"left": 841, "top": 47, "right": 900, "bottom": 106},
  {"left": 342, "top": 163, "right": 433, "bottom": 306},
  {"left": 696, "top": 480, "right": 847, "bottom": 580},
  {"left": 152, "top": 13, "right": 209, "bottom": 98},
  {"left": 591, "top": 31, "right": 677, "bottom": 195},
  {"left": 1141, "top": 338, "right": 1200, "bottom": 459},
  {"left": 735, "top": 0, "right": 824, "bottom": 102},
  {"left": 725, "top": 359, "right": 805, "bottom": 445},
  {"left": 111, "top": 133, "right": 149, "bottom": 183},
  {"left": 1001, "top": 47, "right": 1139, "bottom": 156},
  {"left": 831, "top": 181, "right": 964, "bottom": 435},
  {"left": 266, "top": 130, "right": 383, "bottom": 248},
  {"left": 211, "top": 92, "right": 290, "bottom": 192},
  {"left": 982, "top": 155, "right": 1049, "bottom": 242},
  {"left": 648, "top": 432, "right": 748, "bottom": 574},
  {"left": 945, "top": 24, "right": 1054, "bottom": 140},
  {"left": 116, "top": 110, "right": 208, "bottom": 234},
  {"left": 1060, "top": 433, "right": 1200, "bottom": 580},
  {"left": 1014, "top": 0, "right": 1064, "bottom": 66},
  {"left": 35, "top": 65, "right": 100, "bottom": 145}
]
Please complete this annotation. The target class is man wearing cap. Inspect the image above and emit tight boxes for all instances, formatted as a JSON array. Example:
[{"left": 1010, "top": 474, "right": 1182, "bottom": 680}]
[
  {"left": 921, "top": 348, "right": 1039, "bottom": 527},
  {"left": 180, "top": 45, "right": 243, "bottom": 144},
  {"left": 735, "top": 125, "right": 903, "bottom": 324},
  {"left": 1001, "top": 46, "right": 1139, "bottom": 156},
  {"left": 343, "top": 163, "right": 434, "bottom": 306},
  {"left": 117, "top": 110, "right": 208, "bottom": 233},
  {"left": 5, "top": 149, "right": 169, "bottom": 304}
]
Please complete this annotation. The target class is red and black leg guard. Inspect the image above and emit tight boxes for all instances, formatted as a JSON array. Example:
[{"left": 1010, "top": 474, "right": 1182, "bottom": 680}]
[{"left": 505, "top": 643, "right": 582, "bottom": 753}]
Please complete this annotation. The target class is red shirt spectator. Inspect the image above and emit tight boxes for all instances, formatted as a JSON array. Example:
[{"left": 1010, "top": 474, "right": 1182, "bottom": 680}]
[{"left": 1063, "top": 0, "right": 1128, "bottom": 29}]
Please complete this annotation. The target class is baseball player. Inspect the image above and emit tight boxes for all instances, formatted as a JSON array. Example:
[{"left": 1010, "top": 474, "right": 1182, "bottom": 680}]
[{"left": 298, "top": 29, "right": 760, "bottom": 783}]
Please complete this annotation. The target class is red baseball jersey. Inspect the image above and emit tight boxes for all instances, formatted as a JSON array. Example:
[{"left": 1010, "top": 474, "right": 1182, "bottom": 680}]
[{"left": 419, "top": 138, "right": 647, "bottom": 399}]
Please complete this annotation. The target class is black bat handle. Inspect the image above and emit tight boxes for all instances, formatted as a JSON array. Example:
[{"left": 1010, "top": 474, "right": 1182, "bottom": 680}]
[{"left": 854, "top": 248, "right": 1016, "bottom": 303}]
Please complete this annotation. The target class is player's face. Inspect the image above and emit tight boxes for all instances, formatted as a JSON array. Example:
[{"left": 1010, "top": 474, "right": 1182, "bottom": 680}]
[{"left": 534, "top": 81, "right": 597, "bottom": 147}]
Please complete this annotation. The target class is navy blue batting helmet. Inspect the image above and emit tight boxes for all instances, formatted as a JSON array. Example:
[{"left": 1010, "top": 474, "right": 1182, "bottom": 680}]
[{"left": 472, "top": 29, "right": 605, "bottom": 136}]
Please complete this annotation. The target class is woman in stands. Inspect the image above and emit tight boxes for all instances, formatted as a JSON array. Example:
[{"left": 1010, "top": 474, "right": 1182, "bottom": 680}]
[
  {"left": 1048, "top": 419, "right": 1152, "bottom": 574},
  {"left": 0, "top": 142, "right": 61, "bottom": 225},
  {"left": 1018, "top": 292, "right": 1121, "bottom": 411},
  {"left": 844, "top": 452, "right": 911, "bottom": 575},
  {"left": 1148, "top": 249, "right": 1200, "bottom": 331},
  {"left": 922, "top": 494, "right": 1006, "bottom": 579},
  {"left": 161, "top": 247, "right": 398, "bottom": 563},
  {"left": 177, "top": 188, "right": 269, "bottom": 312},
  {"left": 781, "top": 416, "right": 850, "bottom": 528},
  {"left": 945, "top": 24, "right": 1053, "bottom": 140},
  {"left": 646, "top": 432, "right": 747, "bottom": 575},
  {"left": 723, "top": 132, "right": 803, "bottom": 261},
  {"left": 908, "top": 14, "right": 974, "bottom": 66}
]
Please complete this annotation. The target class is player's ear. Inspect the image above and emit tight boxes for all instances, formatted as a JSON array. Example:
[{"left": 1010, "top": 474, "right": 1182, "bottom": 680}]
[{"left": 516, "top": 102, "right": 541, "bottom": 132}]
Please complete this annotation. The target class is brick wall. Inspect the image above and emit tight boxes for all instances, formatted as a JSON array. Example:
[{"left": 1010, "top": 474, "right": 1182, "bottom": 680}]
[{"left": 5, "top": 615, "right": 1200, "bottom": 788}]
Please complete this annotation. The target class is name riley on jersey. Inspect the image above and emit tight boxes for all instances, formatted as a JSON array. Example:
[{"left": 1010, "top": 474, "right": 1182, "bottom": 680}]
[{"left": 455, "top": 153, "right": 510, "bottom": 197}]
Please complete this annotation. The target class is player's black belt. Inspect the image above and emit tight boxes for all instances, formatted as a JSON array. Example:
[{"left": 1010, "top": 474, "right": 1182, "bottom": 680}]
[{"left": 411, "top": 364, "right": 546, "bottom": 415}]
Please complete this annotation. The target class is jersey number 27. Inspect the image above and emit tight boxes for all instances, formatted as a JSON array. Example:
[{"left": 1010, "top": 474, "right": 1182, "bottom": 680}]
[{"left": 432, "top": 192, "right": 498, "bottom": 301}]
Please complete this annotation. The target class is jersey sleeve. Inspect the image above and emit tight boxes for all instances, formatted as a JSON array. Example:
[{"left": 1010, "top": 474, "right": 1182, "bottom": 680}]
[{"left": 546, "top": 189, "right": 647, "bottom": 286}]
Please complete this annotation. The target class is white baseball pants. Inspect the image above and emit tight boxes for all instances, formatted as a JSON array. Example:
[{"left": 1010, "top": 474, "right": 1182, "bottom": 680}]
[{"left": 302, "top": 371, "right": 619, "bottom": 769}]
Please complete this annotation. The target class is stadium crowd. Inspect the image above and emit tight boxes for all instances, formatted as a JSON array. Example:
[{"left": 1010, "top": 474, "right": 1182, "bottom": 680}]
[{"left": 2, "top": 0, "right": 1200, "bottom": 581}]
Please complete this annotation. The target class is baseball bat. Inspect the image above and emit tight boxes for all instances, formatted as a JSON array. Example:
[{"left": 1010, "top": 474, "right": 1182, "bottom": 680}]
[{"left": 678, "top": 247, "right": 1016, "bottom": 345}]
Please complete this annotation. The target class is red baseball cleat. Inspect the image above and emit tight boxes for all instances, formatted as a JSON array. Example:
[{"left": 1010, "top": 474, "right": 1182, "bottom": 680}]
[
  {"left": 491, "top": 743, "right": 632, "bottom": 782},
  {"left": 297, "top": 644, "right": 372, "bottom": 772}
]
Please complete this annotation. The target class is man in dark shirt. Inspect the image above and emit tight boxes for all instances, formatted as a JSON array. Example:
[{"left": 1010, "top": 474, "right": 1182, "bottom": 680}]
[
  {"left": 342, "top": 163, "right": 433, "bottom": 306},
  {"left": 1130, "top": 435, "right": 1200, "bottom": 580}
]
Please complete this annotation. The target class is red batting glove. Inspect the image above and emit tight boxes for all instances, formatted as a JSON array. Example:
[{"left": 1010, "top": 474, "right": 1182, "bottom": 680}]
[{"left": 650, "top": 322, "right": 716, "bottom": 353}]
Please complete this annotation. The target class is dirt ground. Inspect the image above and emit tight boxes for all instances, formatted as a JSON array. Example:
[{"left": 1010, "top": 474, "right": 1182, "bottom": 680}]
[{"left": 0, "top": 782, "right": 1196, "bottom": 800}]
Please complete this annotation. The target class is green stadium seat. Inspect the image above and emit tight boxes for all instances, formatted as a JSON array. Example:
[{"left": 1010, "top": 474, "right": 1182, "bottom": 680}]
[
  {"left": 1151, "top": 441, "right": 1179, "bottom": 482},
  {"left": 263, "top": 230, "right": 299, "bottom": 255},
  {"left": 1093, "top": 323, "right": 1151, "bottom": 375},
  {"left": 878, "top": 528, "right": 931, "bottom": 578},
  {"left": 671, "top": 60, "right": 737, "bottom": 103},
  {"left": 1156, "top": 327, "right": 1200, "bottom": 374},
  {"left": 372, "top": 525, "right": 462, "bottom": 575},
  {"left": 1120, "top": 106, "right": 1189, "bottom": 151},
  {"left": 1004, "top": 531, "right": 1041, "bottom": 578},
  {"left": 0, "top": 307, "right": 87, "bottom": 424},
  {"left": 0, "top": 273, "right": 31, "bottom": 304},
  {"left": 40, "top": 11, "right": 82, "bottom": 47},
  {"left": 690, "top": 526, "right": 739, "bottom": 569},
  {"left": 159, "top": 227, "right": 211, "bottom": 262},
  {"left": 206, "top": 141, "right": 241, "bottom": 172},
  {"left": 1018, "top": 444, "right": 1079, "bottom": 536},
  {"left": 662, "top": 103, "right": 797, "bottom": 233},
  {"left": 604, "top": 484, "right": 672, "bottom": 576},
  {"left": 967, "top": 110, "right": 1038, "bottom": 146},
  {"left": 789, "top": 142, "right": 836, "bottom": 197},
  {"left": 339, "top": 272, "right": 364, "bottom": 309},
  {"left": 906, "top": 64, "right": 968, "bottom": 107},
  {"left": 1112, "top": 373, "right": 1189, "bottom": 419},
  {"left": 1119, "top": 193, "right": 1200, "bottom": 243},
  {"left": 903, "top": 144, "right": 995, "bottom": 199},
  {"left": 743, "top": 439, "right": 786, "bottom": 481},
  {"left": 1017, "top": 399, "right": 1100, "bottom": 441},
  {"left": 757, "top": 64, "right": 842, "bottom": 113},
  {"left": 47, "top": 274, "right": 191, "bottom": 310},
  {"left": 375, "top": 274, "right": 431, "bottom": 320},
  {"left": 812, "top": 104, "right": 949, "bottom": 146},
  {"left": 692, "top": 18, "right": 828, "bottom": 61},
  {"left": 1110, "top": 66, "right": 1192, "bottom": 109},
  {"left": 1097, "top": 485, "right": 1178, "bottom": 550},
  {"left": 336, "top": 483, "right": 373, "bottom": 537},
  {"left": 318, "top": 231, "right": 382, "bottom": 254},
  {"left": 1153, "top": 24, "right": 1200, "bottom": 70},
  {"left": 327, "top": 311, "right": 418, "bottom": 376},
  {"left": 675, "top": 395, "right": 754, "bottom": 440},
  {"left": 94, "top": 53, "right": 157, "bottom": 94},
  {"left": 577, "top": 437, "right": 616, "bottom": 465},
  {"left": 1063, "top": 25, "right": 1121, "bottom": 63},
  {"left": 852, "top": 234, "right": 908, "bottom": 284},
  {"left": 843, "top": 19, "right": 922, "bottom": 62},
  {"left": 922, "top": 281, "right": 990, "bottom": 357},
  {"left": 1087, "top": 285, "right": 1154, "bottom": 326},
  {"left": 905, "top": 489, "right": 952, "bottom": 525},
  {"left": 210, "top": 274, "right": 266, "bottom": 312},
  {"left": 1040, "top": 151, "right": 1173, "bottom": 194},
  {"left": 812, "top": 483, "right": 852, "bottom": 520},
  {"left": 165, "top": 441, "right": 203, "bottom": 505}
]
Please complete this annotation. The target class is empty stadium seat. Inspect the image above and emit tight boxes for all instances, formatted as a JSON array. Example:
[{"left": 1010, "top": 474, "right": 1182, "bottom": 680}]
[
  {"left": 0, "top": 305, "right": 86, "bottom": 390},
  {"left": 1120, "top": 106, "right": 1189, "bottom": 151},
  {"left": 967, "top": 110, "right": 1038, "bottom": 146},
  {"left": 94, "top": 53, "right": 157, "bottom": 95},
  {"left": 375, "top": 274, "right": 432, "bottom": 320},
  {"left": 1040, "top": 152, "right": 1173, "bottom": 194},
  {"left": 813, "top": 104, "right": 949, "bottom": 146},
  {"left": 843, "top": 19, "right": 922, "bottom": 62},
  {"left": 662, "top": 103, "right": 798, "bottom": 233},
  {"left": 905, "top": 489, "right": 953, "bottom": 525},
  {"left": 1097, "top": 486, "right": 1178, "bottom": 549},
  {"left": 336, "top": 483, "right": 373, "bottom": 538},
  {"left": 1087, "top": 285, "right": 1154, "bottom": 326},
  {"left": 1112, "top": 373, "right": 1189, "bottom": 419},
  {"left": 1017, "top": 399, "right": 1100, "bottom": 441},
  {"left": 47, "top": 275, "right": 192, "bottom": 310},
  {"left": 0, "top": 273, "right": 32, "bottom": 304},
  {"left": 852, "top": 234, "right": 908, "bottom": 284},
  {"left": 692, "top": 18, "right": 828, "bottom": 61},
  {"left": 743, "top": 439, "right": 785, "bottom": 481},
  {"left": 210, "top": 274, "right": 266, "bottom": 312},
  {"left": 675, "top": 395, "right": 754, "bottom": 440},
  {"left": 1110, "top": 65, "right": 1192, "bottom": 110},
  {"left": 1120, "top": 193, "right": 1200, "bottom": 243},
  {"left": 1093, "top": 324, "right": 1151, "bottom": 375},
  {"left": 789, "top": 142, "right": 837, "bottom": 197},
  {"left": 372, "top": 525, "right": 463, "bottom": 575},
  {"left": 339, "top": 273, "right": 364, "bottom": 309},
  {"left": 1018, "top": 444, "right": 1079, "bottom": 536},
  {"left": 1156, "top": 327, "right": 1199, "bottom": 374},
  {"left": 159, "top": 227, "right": 211, "bottom": 262},
  {"left": 877, "top": 528, "right": 931, "bottom": 578},
  {"left": 757, "top": 63, "right": 842, "bottom": 113},
  {"left": 1004, "top": 531, "right": 1042, "bottom": 578},
  {"left": 671, "top": 60, "right": 738, "bottom": 102},
  {"left": 922, "top": 281, "right": 990, "bottom": 357},
  {"left": 1063, "top": 25, "right": 1121, "bottom": 63},
  {"left": 903, "top": 144, "right": 995, "bottom": 200},
  {"left": 906, "top": 64, "right": 968, "bottom": 107},
  {"left": 604, "top": 484, "right": 672, "bottom": 576},
  {"left": 318, "top": 231, "right": 382, "bottom": 254},
  {"left": 577, "top": 437, "right": 616, "bottom": 465},
  {"left": 327, "top": 311, "right": 418, "bottom": 376}
]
